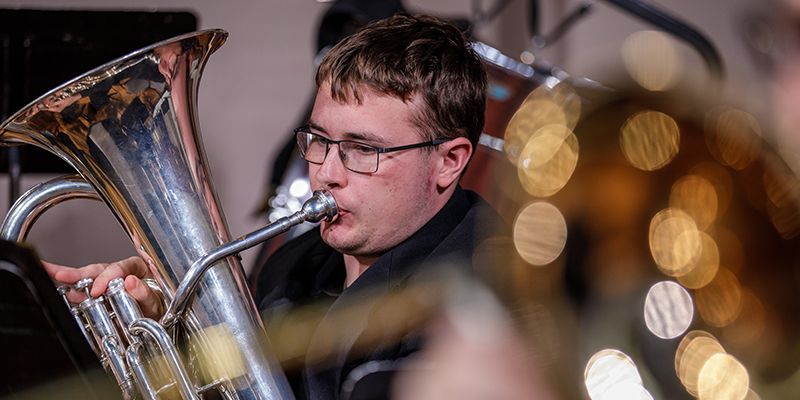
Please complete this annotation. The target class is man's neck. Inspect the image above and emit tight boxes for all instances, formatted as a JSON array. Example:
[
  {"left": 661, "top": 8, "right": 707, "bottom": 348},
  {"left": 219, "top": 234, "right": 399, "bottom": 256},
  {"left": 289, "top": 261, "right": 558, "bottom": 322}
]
[{"left": 343, "top": 254, "right": 378, "bottom": 288}]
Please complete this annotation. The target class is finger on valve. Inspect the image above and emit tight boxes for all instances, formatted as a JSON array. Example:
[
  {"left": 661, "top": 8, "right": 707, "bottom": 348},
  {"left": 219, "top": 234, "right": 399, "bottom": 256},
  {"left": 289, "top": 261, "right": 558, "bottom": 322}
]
[
  {"left": 124, "top": 275, "right": 166, "bottom": 320},
  {"left": 90, "top": 257, "right": 149, "bottom": 297},
  {"left": 42, "top": 260, "right": 106, "bottom": 303},
  {"left": 42, "top": 256, "right": 153, "bottom": 303}
]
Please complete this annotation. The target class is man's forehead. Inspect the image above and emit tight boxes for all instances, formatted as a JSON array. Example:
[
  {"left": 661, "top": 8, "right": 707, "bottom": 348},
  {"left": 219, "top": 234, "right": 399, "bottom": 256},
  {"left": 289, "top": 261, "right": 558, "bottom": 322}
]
[
  {"left": 319, "top": 78, "right": 421, "bottom": 106},
  {"left": 307, "top": 121, "right": 386, "bottom": 143},
  {"left": 312, "top": 82, "right": 426, "bottom": 141}
]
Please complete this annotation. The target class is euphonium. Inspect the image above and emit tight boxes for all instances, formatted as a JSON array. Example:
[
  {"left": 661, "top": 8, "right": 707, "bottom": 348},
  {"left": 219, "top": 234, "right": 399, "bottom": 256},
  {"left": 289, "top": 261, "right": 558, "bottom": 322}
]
[{"left": 0, "top": 29, "right": 336, "bottom": 400}]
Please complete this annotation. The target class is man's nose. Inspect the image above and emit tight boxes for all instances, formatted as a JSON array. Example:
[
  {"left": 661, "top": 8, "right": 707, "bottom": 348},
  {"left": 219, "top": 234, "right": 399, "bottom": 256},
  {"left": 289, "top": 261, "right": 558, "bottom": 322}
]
[{"left": 315, "top": 144, "right": 347, "bottom": 187}]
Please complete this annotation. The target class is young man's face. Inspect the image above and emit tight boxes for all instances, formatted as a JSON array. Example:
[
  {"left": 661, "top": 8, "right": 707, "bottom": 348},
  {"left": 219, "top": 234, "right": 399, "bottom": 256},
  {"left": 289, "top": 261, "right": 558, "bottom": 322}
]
[{"left": 307, "top": 81, "right": 444, "bottom": 258}]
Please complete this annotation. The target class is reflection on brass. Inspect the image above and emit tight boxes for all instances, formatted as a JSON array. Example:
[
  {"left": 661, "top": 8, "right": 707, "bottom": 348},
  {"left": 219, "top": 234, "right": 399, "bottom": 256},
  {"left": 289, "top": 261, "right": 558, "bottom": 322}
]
[
  {"left": 620, "top": 111, "right": 680, "bottom": 171},
  {"left": 622, "top": 30, "right": 684, "bottom": 91}
]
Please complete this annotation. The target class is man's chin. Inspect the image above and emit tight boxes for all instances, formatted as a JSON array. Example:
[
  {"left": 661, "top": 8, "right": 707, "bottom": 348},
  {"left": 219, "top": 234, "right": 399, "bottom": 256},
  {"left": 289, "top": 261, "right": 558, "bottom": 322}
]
[
  {"left": 320, "top": 236, "right": 358, "bottom": 255},
  {"left": 319, "top": 226, "right": 352, "bottom": 250}
]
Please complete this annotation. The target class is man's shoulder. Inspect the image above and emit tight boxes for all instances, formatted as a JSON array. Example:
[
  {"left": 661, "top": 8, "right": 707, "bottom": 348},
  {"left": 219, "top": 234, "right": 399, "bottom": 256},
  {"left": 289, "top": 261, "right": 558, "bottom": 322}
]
[
  {"left": 269, "top": 227, "right": 327, "bottom": 264},
  {"left": 461, "top": 189, "right": 511, "bottom": 239},
  {"left": 419, "top": 189, "right": 510, "bottom": 268},
  {"left": 253, "top": 227, "right": 333, "bottom": 306}
]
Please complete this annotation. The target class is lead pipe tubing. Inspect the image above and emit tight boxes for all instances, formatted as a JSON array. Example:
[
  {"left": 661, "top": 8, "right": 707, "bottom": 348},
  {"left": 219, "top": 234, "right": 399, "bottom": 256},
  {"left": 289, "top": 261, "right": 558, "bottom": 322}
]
[{"left": 161, "top": 189, "right": 336, "bottom": 327}]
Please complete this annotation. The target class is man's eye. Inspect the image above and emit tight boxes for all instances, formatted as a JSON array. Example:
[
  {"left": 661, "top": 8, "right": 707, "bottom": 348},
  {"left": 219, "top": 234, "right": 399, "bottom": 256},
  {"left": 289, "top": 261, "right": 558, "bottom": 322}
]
[
  {"left": 347, "top": 142, "right": 375, "bottom": 155},
  {"left": 309, "top": 135, "right": 327, "bottom": 146},
  {"left": 349, "top": 143, "right": 375, "bottom": 154}
]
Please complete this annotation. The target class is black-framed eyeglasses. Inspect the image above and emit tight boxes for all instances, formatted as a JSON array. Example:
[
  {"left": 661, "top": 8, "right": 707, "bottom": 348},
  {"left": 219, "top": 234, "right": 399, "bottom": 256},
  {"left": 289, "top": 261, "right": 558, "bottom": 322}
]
[{"left": 294, "top": 125, "right": 453, "bottom": 174}]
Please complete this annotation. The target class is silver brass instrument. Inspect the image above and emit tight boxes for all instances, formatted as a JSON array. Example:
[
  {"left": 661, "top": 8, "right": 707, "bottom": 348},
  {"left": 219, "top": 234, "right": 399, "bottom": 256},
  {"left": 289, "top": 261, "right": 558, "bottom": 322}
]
[{"left": 0, "top": 29, "right": 337, "bottom": 399}]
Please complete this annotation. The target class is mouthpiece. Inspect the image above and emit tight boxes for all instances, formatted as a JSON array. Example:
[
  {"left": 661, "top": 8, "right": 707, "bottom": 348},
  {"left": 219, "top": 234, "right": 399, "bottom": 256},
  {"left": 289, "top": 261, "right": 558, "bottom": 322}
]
[{"left": 303, "top": 190, "right": 337, "bottom": 223}]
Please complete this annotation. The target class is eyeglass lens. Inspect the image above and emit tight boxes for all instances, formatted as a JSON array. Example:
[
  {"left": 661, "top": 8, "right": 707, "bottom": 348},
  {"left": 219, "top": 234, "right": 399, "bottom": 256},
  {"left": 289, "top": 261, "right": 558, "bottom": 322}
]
[{"left": 298, "top": 132, "right": 379, "bottom": 173}]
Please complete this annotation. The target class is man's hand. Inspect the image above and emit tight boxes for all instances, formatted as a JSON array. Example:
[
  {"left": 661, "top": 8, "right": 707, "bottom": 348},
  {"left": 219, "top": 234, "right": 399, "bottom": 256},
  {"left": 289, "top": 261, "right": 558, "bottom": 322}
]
[{"left": 43, "top": 256, "right": 165, "bottom": 319}]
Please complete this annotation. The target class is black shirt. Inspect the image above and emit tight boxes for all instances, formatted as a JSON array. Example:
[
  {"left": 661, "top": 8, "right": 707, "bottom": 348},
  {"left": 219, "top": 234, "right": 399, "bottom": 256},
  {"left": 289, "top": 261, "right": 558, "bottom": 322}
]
[{"left": 254, "top": 186, "right": 509, "bottom": 400}]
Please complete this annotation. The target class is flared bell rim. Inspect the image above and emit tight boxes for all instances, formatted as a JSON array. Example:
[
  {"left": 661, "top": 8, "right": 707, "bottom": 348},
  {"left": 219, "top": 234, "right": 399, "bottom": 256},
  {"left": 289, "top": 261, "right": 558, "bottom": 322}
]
[{"left": 0, "top": 28, "right": 228, "bottom": 133}]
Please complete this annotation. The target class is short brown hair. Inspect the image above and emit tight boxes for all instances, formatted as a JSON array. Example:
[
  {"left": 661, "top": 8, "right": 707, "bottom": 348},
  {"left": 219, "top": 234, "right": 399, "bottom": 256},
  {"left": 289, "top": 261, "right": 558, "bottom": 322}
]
[{"left": 316, "top": 13, "right": 487, "bottom": 150}]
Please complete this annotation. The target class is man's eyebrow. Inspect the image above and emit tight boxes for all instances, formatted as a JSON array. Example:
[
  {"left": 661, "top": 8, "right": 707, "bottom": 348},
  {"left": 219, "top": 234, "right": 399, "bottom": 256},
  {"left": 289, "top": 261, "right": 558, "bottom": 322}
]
[
  {"left": 343, "top": 131, "right": 388, "bottom": 145},
  {"left": 307, "top": 122, "right": 328, "bottom": 135},
  {"left": 307, "top": 121, "right": 389, "bottom": 145}
]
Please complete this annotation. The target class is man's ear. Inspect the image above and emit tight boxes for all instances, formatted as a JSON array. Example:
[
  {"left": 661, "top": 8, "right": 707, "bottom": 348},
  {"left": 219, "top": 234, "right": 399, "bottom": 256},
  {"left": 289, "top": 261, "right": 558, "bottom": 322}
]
[{"left": 436, "top": 137, "right": 473, "bottom": 189}]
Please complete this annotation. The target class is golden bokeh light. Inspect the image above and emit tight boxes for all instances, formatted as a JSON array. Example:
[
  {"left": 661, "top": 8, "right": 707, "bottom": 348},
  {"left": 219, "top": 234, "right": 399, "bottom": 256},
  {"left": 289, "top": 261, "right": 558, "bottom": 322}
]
[
  {"left": 695, "top": 268, "right": 743, "bottom": 327},
  {"left": 543, "top": 83, "right": 582, "bottom": 130},
  {"left": 504, "top": 84, "right": 581, "bottom": 165},
  {"left": 670, "top": 175, "right": 718, "bottom": 230},
  {"left": 526, "top": 84, "right": 582, "bottom": 130},
  {"left": 676, "top": 232, "right": 720, "bottom": 289},
  {"left": 649, "top": 208, "right": 702, "bottom": 277},
  {"left": 593, "top": 382, "right": 654, "bottom": 400},
  {"left": 644, "top": 281, "right": 694, "bottom": 339},
  {"left": 723, "top": 291, "right": 766, "bottom": 348},
  {"left": 763, "top": 157, "right": 800, "bottom": 239},
  {"left": 517, "top": 124, "right": 579, "bottom": 197},
  {"left": 689, "top": 162, "right": 734, "bottom": 220},
  {"left": 697, "top": 354, "right": 749, "bottom": 400},
  {"left": 584, "top": 349, "right": 644, "bottom": 400},
  {"left": 621, "top": 30, "right": 684, "bottom": 91},
  {"left": 762, "top": 156, "right": 800, "bottom": 209},
  {"left": 704, "top": 107, "right": 761, "bottom": 170},
  {"left": 620, "top": 111, "right": 680, "bottom": 171},
  {"left": 767, "top": 191, "right": 800, "bottom": 239},
  {"left": 513, "top": 201, "right": 568, "bottom": 266},
  {"left": 744, "top": 388, "right": 762, "bottom": 400},
  {"left": 675, "top": 331, "right": 726, "bottom": 397},
  {"left": 505, "top": 98, "right": 566, "bottom": 161}
]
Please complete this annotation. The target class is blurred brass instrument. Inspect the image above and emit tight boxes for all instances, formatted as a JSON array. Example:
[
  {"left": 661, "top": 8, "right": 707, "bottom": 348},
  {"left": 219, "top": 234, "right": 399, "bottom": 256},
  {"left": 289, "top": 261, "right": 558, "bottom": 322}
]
[{"left": 0, "top": 29, "right": 337, "bottom": 399}]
